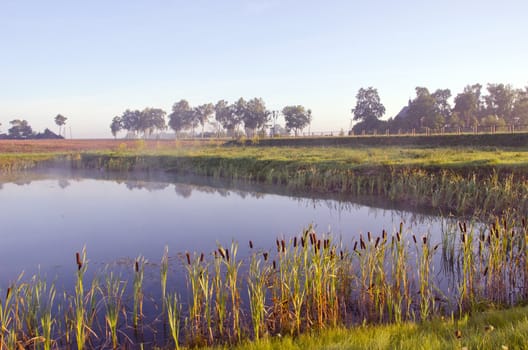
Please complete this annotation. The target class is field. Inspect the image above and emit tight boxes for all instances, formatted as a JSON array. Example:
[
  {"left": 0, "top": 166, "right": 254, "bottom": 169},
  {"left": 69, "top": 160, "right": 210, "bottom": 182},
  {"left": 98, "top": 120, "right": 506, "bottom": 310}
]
[{"left": 1, "top": 136, "right": 528, "bottom": 349}]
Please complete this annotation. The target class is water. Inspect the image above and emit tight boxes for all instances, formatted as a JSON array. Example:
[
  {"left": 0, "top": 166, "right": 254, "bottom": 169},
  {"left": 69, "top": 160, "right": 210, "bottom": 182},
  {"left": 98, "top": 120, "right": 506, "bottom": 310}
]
[{"left": 0, "top": 169, "right": 450, "bottom": 286}]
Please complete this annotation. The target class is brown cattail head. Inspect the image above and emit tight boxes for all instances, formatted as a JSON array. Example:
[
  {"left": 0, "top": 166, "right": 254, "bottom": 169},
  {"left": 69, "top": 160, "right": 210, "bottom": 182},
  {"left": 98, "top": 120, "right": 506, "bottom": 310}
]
[
  {"left": 225, "top": 249, "right": 230, "bottom": 262},
  {"left": 382, "top": 230, "right": 387, "bottom": 240},
  {"left": 399, "top": 222, "right": 403, "bottom": 234},
  {"left": 249, "top": 240, "right": 254, "bottom": 249},
  {"left": 396, "top": 232, "right": 401, "bottom": 242},
  {"left": 293, "top": 237, "right": 297, "bottom": 248},
  {"left": 340, "top": 250, "right": 344, "bottom": 260},
  {"left": 272, "top": 260, "right": 276, "bottom": 270},
  {"left": 412, "top": 235, "right": 417, "bottom": 244},
  {"left": 461, "top": 233, "right": 466, "bottom": 244},
  {"left": 218, "top": 248, "right": 225, "bottom": 259},
  {"left": 458, "top": 222, "right": 464, "bottom": 233},
  {"left": 522, "top": 218, "right": 526, "bottom": 229},
  {"left": 301, "top": 237, "right": 305, "bottom": 247},
  {"left": 317, "top": 239, "right": 321, "bottom": 252},
  {"left": 6, "top": 287, "right": 11, "bottom": 299},
  {"left": 76, "top": 252, "right": 82, "bottom": 270},
  {"left": 487, "top": 234, "right": 491, "bottom": 245},
  {"left": 422, "top": 236, "right": 427, "bottom": 245},
  {"left": 463, "top": 222, "right": 467, "bottom": 233},
  {"left": 186, "top": 252, "right": 191, "bottom": 265},
  {"left": 375, "top": 237, "right": 380, "bottom": 248},
  {"left": 135, "top": 260, "right": 139, "bottom": 272},
  {"left": 276, "top": 239, "right": 281, "bottom": 252},
  {"left": 433, "top": 244, "right": 440, "bottom": 252},
  {"left": 263, "top": 252, "right": 268, "bottom": 261},
  {"left": 353, "top": 241, "right": 358, "bottom": 251},
  {"left": 281, "top": 239, "right": 286, "bottom": 253},
  {"left": 483, "top": 266, "right": 488, "bottom": 276},
  {"left": 200, "top": 252, "right": 204, "bottom": 263},
  {"left": 367, "top": 231, "right": 371, "bottom": 242}
]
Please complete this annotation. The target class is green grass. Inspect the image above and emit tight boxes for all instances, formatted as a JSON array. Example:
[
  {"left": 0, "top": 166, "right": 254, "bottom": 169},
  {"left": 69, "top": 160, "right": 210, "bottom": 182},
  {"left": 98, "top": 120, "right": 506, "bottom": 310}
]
[{"left": 200, "top": 306, "right": 528, "bottom": 350}]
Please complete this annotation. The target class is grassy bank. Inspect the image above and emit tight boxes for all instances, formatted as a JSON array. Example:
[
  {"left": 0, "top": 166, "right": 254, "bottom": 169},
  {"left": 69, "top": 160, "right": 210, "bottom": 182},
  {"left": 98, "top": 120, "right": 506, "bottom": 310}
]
[{"left": 202, "top": 306, "right": 528, "bottom": 350}]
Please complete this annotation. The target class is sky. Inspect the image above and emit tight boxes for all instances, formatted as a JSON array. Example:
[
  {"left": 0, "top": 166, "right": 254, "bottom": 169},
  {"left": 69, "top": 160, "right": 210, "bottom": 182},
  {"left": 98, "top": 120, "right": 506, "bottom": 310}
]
[{"left": 1, "top": 0, "right": 527, "bottom": 138}]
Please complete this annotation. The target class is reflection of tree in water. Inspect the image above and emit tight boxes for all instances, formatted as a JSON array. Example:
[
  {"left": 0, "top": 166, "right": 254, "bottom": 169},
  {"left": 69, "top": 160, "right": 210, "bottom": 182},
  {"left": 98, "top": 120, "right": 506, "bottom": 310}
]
[
  {"left": 125, "top": 181, "right": 170, "bottom": 191},
  {"left": 174, "top": 183, "right": 193, "bottom": 198},
  {"left": 58, "top": 178, "right": 70, "bottom": 189}
]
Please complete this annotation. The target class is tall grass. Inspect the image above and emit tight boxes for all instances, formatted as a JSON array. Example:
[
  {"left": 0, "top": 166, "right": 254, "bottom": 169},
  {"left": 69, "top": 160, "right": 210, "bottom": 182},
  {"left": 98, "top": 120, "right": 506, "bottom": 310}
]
[{"left": 1, "top": 216, "right": 528, "bottom": 348}]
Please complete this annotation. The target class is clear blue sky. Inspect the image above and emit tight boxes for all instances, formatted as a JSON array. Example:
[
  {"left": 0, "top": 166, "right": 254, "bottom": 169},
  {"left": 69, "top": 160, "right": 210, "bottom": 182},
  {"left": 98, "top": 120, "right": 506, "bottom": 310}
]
[{"left": 1, "top": 0, "right": 527, "bottom": 138}]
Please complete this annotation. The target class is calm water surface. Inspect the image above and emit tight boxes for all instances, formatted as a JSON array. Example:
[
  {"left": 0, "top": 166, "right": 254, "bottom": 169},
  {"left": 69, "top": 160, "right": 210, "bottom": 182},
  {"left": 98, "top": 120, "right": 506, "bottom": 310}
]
[{"left": 0, "top": 170, "right": 449, "bottom": 288}]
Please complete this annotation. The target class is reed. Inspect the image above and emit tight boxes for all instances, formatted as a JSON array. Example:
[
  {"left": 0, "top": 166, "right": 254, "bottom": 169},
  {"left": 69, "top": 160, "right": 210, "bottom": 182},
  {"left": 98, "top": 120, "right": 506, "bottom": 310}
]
[
  {"left": 161, "top": 246, "right": 169, "bottom": 314},
  {"left": 74, "top": 248, "right": 88, "bottom": 350},
  {"left": 165, "top": 292, "right": 181, "bottom": 350},
  {"left": 103, "top": 272, "right": 126, "bottom": 349},
  {"left": 133, "top": 255, "right": 146, "bottom": 329}
]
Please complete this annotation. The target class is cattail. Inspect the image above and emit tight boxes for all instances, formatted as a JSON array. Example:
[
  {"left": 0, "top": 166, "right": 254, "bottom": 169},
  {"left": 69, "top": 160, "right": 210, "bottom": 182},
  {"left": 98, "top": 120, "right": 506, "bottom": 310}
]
[
  {"left": 367, "top": 231, "right": 371, "bottom": 242},
  {"left": 301, "top": 237, "right": 305, "bottom": 247},
  {"left": 391, "top": 236, "right": 395, "bottom": 246},
  {"left": 461, "top": 234, "right": 466, "bottom": 244},
  {"left": 324, "top": 239, "right": 329, "bottom": 250},
  {"left": 483, "top": 266, "right": 488, "bottom": 276},
  {"left": 353, "top": 241, "right": 358, "bottom": 251},
  {"left": 360, "top": 236, "right": 366, "bottom": 250},
  {"left": 522, "top": 218, "right": 526, "bottom": 229},
  {"left": 399, "top": 222, "right": 403, "bottom": 233},
  {"left": 293, "top": 237, "right": 298, "bottom": 248},
  {"left": 263, "top": 252, "right": 268, "bottom": 261},
  {"left": 433, "top": 244, "right": 440, "bottom": 252},
  {"left": 422, "top": 236, "right": 427, "bottom": 245},
  {"left": 185, "top": 252, "right": 191, "bottom": 265},
  {"left": 281, "top": 239, "right": 286, "bottom": 253},
  {"left": 412, "top": 235, "right": 417, "bottom": 244},
  {"left": 135, "top": 260, "right": 139, "bottom": 272},
  {"left": 340, "top": 250, "right": 344, "bottom": 260},
  {"left": 463, "top": 222, "right": 467, "bottom": 233},
  {"left": 458, "top": 222, "right": 464, "bottom": 232},
  {"left": 276, "top": 239, "right": 281, "bottom": 252},
  {"left": 6, "top": 287, "right": 11, "bottom": 299},
  {"left": 396, "top": 232, "right": 401, "bottom": 242},
  {"left": 317, "top": 240, "right": 321, "bottom": 252},
  {"left": 218, "top": 248, "right": 225, "bottom": 259},
  {"left": 272, "top": 260, "right": 276, "bottom": 270},
  {"left": 382, "top": 230, "right": 387, "bottom": 240},
  {"left": 200, "top": 252, "right": 204, "bottom": 262},
  {"left": 76, "top": 252, "right": 82, "bottom": 270},
  {"left": 225, "top": 248, "right": 230, "bottom": 262},
  {"left": 487, "top": 234, "right": 491, "bottom": 245},
  {"left": 249, "top": 240, "right": 253, "bottom": 249}
]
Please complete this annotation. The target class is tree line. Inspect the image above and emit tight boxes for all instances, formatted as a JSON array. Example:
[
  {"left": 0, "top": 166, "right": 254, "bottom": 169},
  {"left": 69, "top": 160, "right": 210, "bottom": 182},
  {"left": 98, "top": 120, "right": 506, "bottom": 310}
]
[
  {"left": 0, "top": 115, "right": 67, "bottom": 140},
  {"left": 110, "top": 98, "right": 312, "bottom": 138},
  {"left": 352, "top": 83, "right": 528, "bottom": 134}
]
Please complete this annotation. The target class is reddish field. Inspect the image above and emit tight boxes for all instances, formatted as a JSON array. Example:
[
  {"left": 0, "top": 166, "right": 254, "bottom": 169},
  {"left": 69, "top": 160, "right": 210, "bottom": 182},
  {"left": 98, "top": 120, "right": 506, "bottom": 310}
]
[{"left": 0, "top": 139, "right": 218, "bottom": 153}]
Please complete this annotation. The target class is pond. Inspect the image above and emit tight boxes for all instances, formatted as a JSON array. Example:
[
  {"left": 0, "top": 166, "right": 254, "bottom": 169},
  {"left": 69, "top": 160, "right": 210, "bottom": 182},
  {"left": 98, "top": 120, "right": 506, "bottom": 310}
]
[
  {"left": 0, "top": 168, "right": 448, "bottom": 287},
  {"left": 4, "top": 168, "right": 490, "bottom": 347}
]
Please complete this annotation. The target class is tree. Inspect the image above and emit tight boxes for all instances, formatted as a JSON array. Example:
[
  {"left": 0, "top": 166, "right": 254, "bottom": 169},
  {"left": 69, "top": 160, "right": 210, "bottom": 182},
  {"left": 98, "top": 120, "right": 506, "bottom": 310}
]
[
  {"left": 215, "top": 100, "right": 240, "bottom": 137},
  {"left": 405, "top": 87, "right": 445, "bottom": 129},
  {"left": 351, "top": 87, "right": 386, "bottom": 123},
  {"left": 140, "top": 107, "right": 166, "bottom": 137},
  {"left": 8, "top": 119, "right": 34, "bottom": 139},
  {"left": 512, "top": 88, "right": 528, "bottom": 125},
  {"left": 282, "top": 105, "right": 312, "bottom": 136},
  {"left": 54, "top": 114, "right": 67, "bottom": 137},
  {"left": 242, "top": 97, "right": 269, "bottom": 137},
  {"left": 168, "top": 99, "right": 193, "bottom": 138},
  {"left": 120, "top": 109, "right": 142, "bottom": 137},
  {"left": 483, "top": 83, "right": 515, "bottom": 124},
  {"left": 110, "top": 116, "right": 123, "bottom": 139},
  {"left": 453, "top": 84, "right": 482, "bottom": 128},
  {"left": 192, "top": 103, "right": 214, "bottom": 137}
]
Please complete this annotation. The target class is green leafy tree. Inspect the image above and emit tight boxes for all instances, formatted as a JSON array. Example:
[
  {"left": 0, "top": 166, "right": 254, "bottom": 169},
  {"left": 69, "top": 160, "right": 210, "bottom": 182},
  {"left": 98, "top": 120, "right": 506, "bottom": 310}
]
[
  {"left": 453, "top": 84, "right": 482, "bottom": 128},
  {"left": 483, "top": 83, "right": 515, "bottom": 124},
  {"left": 110, "top": 116, "right": 122, "bottom": 139},
  {"left": 351, "top": 87, "right": 385, "bottom": 122},
  {"left": 215, "top": 100, "right": 240, "bottom": 137},
  {"left": 168, "top": 99, "right": 193, "bottom": 138},
  {"left": 120, "top": 109, "right": 142, "bottom": 137},
  {"left": 54, "top": 114, "right": 67, "bottom": 136},
  {"left": 192, "top": 103, "right": 214, "bottom": 137},
  {"left": 140, "top": 107, "right": 166, "bottom": 137},
  {"left": 242, "top": 98, "right": 269, "bottom": 137},
  {"left": 8, "top": 119, "right": 34, "bottom": 139},
  {"left": 282, "top": 105, "right": 312, "bottom": 136},
  {"left": 512, "top": 87, "right": 528, "bottom": 125},
  {"left": 406, "top": 87, "right": 445, "bottom": 129}
]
